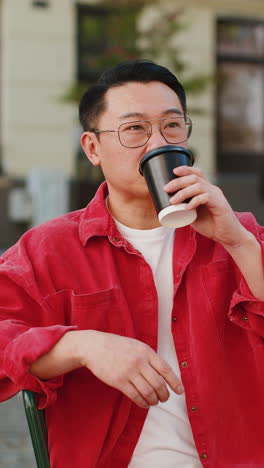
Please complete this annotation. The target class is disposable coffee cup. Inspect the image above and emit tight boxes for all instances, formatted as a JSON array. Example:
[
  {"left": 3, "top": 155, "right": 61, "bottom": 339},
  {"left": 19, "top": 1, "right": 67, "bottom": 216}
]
[{"left": 139, "top": 145, "right": 197, "bottom": 228}]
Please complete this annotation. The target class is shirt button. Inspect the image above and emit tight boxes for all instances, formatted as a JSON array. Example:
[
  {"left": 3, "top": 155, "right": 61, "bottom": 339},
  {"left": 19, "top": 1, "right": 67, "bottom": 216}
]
[
  {"left": 201, "top": 453, "right": 208, "bottom": 460},
  {"left": 172, "top": 316, "right": 177, "bottom": 322},
  {"left": 191, "top": 406, "right": 198, "bottom": 412},
  {"left": 242, "top": 315, "right": 248, "bottom": 322},
  {"left": 181, "top": 361, "right": 188, "bottom": 368},
  {"left": 112, "top": 237, "right": 121, "bottom": 242}
]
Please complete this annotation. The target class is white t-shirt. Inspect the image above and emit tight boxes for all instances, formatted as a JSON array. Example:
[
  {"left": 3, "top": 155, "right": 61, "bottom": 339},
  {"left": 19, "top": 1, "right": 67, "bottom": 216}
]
[{"left": 113, "top": 219, "right": 202, "bottom": 468}]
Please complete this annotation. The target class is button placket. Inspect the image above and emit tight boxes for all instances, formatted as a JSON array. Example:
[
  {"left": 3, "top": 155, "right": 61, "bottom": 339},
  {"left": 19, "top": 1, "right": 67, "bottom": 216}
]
[
  {"left": 109, "top": 236, "right": 123, "bottom": 247},
  {"left": 175, "top": 351, "right": 208, "bottom": 464}
]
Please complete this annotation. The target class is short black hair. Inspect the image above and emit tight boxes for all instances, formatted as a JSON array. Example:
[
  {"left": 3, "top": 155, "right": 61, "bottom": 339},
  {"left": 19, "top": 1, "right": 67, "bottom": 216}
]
[{"left": 79, "top": 59, "right": 187, "bottom": 131}]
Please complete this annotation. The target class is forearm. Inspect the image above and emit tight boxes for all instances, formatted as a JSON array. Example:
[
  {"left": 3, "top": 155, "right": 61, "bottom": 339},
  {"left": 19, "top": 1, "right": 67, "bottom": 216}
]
[
  {"left": 222, "top": 229, "right": 264, "bottom": 301},
  {"left": 30, "top": 330, "right": 85, "bottom": 380}
]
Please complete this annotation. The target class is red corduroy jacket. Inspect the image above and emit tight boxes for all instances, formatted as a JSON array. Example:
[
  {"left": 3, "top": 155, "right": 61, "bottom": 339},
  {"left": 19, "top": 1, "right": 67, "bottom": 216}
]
[{"left": 0, "top": 182, "right": 264, "bottom": 467}]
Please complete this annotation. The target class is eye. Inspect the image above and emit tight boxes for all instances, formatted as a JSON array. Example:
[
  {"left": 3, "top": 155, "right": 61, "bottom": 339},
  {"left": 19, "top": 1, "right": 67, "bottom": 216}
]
[
  {"left": 129, "top": 124, "right": 144, "bottom": 131},
  {"left": 123, "top": 123, "right": 146, "bottom": 132},
  {"left": 166, "top": 120, "right": 180, "bottom": 128}
]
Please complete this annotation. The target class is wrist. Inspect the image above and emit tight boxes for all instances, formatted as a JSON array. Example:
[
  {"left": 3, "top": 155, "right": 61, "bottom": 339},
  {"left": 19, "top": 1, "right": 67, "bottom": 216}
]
[
  {"left": 220, "top": 226, "right": 255, "bottom": 252},
  {"left": 71, "top": 329, "right": 101, "bottom": 369},
  {"left": 30, "top": 330, "right": 87, "bottom": 380}
]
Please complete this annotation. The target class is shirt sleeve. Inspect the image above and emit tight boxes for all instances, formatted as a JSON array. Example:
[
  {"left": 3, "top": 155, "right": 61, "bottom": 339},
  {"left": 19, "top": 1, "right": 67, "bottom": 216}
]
[
  {"left": 228, "top": 214, "right": 264, "bottom": 337},
  {"left": 0, "top": 258, "right": 76, "bottom": 409}
]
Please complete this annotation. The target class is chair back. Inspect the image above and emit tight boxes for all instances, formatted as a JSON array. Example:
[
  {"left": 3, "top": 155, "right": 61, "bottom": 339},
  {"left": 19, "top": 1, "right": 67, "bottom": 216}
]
[{"left": 22, "top": 390, "right": 50, "bottom": 468}]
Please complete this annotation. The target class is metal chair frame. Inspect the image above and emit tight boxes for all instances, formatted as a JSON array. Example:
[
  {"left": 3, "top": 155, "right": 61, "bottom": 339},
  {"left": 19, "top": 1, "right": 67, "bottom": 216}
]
[{"left": 22, "top": 390, "right": 50, "bottom": 468}]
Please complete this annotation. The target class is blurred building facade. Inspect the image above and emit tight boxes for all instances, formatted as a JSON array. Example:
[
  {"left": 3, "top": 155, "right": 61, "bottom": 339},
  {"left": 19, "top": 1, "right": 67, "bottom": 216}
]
[{"left": 0, "top": 0, "right": 263, "bottom": 250}]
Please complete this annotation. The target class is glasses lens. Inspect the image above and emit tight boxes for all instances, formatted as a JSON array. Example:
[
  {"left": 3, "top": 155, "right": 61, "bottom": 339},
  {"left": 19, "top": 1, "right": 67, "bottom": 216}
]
[
  {"left": 161, "top": 117, "right": 192, "bottom": 143},
  {"left": 119, "top": 121, "right": 151, "bottom": 148}
]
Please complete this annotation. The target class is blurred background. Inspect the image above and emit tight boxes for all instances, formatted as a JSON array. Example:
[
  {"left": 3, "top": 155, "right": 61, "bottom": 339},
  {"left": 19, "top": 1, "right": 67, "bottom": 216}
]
[
  {"left": 0, "top": 0, "right": 263, "bottom": 255},
  {"left": 0, "top": 0, "right": 263, "bottom": 466}
]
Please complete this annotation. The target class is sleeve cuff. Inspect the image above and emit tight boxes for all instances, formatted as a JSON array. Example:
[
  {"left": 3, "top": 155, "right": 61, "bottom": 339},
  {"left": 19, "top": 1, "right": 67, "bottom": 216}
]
[
  {"left": 3, "top": 325, "right": 77, "bottom": 408},
  {"left": 229, "top": 276, "right": 264, "bottom": 335}
]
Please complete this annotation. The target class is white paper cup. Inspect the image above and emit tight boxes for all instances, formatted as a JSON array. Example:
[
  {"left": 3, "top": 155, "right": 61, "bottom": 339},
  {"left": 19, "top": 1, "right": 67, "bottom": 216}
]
[{"left": 158, "top": 203, "right": 197, "bottom": 228}]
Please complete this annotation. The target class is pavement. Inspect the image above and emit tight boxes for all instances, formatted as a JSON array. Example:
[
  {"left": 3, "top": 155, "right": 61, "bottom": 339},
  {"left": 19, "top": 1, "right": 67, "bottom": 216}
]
[{"left": 0, "top": 393, "right": 35, "bottom": 467}]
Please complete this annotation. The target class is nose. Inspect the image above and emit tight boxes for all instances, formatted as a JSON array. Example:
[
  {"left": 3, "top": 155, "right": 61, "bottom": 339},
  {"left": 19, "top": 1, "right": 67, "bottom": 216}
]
[{"left": 144, "top": 124, "right": 168, "bottom": 152}]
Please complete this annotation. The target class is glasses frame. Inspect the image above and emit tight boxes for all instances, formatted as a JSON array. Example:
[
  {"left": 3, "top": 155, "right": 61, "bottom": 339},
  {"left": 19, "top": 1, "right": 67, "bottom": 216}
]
[{"left": 90, "top": 116, "right": 193, "bottom": 148}]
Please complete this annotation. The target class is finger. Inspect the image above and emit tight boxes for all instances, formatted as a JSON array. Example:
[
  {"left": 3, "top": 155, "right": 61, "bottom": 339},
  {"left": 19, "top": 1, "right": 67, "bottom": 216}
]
[
  {"left": 132, "top": 374, "right": 160, "bottom": 406},
  {"left": 149, "top": 356, "right": 184, "bottom": 395},
  {"left": 187, "top": 192, "right": 209, "bottom": 210},
  {"left": 164, "top": 174, "right": 200, "bottom": 194},
  {"left": 123, "top": 381, "right": 150, "bottom": 408},
  {"left": 141, "top": 366, "right": 170, "bottom": 403},
  {"left": 169, "top": 182, "right": 204, "bottom": 204},
  {"left": 173, "top": 165, "right": 206, "bottom": 180}
]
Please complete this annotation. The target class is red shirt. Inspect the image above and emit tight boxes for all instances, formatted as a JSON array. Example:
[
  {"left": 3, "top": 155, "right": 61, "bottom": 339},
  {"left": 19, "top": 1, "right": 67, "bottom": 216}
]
[{"left": 0, "top": 182, "right": 264, "bottom": 468}]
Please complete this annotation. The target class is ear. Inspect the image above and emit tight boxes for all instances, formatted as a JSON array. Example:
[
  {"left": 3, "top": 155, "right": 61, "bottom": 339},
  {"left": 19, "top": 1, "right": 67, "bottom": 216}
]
[{"left": 80, "top": 131, "right": 101, "bottom": 167}]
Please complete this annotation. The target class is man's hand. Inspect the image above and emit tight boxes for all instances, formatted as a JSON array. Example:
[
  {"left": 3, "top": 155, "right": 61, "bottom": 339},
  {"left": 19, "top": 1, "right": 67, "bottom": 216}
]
[
  {"left": 164, "top": 165, "right": 246, "bottom": 247},
  {"left": 164, "top": 165, "right": 264, "bottom": 300},
  {"left": 77, "top": 330, "right": 184, "bottom": 408}
]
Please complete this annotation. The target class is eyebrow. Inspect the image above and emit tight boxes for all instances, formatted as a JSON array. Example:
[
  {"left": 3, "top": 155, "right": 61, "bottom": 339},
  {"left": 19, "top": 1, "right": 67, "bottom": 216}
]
[{"left": 118, "top": 108, "right": 184, "bottom": 120}]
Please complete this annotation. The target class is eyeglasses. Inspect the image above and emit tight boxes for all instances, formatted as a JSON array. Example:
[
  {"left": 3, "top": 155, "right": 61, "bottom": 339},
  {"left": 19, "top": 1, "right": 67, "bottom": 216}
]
[{"left": 90, "top": 116, "right": 192, "bottom": 148}]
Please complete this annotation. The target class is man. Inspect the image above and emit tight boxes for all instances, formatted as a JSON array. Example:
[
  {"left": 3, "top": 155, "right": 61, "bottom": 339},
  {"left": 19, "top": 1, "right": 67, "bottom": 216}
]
[{"left": 0, "top": 60, "right": 264, "bottom": 468}]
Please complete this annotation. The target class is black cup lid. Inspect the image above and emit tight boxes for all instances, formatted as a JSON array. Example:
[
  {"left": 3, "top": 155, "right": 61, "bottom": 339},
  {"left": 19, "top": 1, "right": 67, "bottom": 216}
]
[{"left": 139, "top": 145, "right": 194, "bottom": 175}]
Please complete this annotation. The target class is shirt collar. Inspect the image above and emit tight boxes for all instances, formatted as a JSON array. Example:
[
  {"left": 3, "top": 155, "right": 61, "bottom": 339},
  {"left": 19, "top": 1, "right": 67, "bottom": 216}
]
[
  {"left": 79, "top": 181, "right": 121, "bottom": 245},
  {"left": 79, "top": 180, "right": 197, "bottom": 249}
]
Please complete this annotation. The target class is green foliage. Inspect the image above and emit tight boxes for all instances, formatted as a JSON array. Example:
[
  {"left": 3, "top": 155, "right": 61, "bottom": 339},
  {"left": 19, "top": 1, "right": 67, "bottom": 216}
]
[{"left": 63, "top": 1, "right": 210, "bottom": 105}]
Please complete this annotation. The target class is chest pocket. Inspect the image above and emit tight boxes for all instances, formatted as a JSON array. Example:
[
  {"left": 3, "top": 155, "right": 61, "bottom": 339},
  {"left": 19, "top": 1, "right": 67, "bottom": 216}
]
[
  {"left": 70, "top": 288, "right": 130, "bottom": 334},
  {"left": 201, "top": 260, "right": 235, "bottom": 340},
  {"left": 201, "top": 260, "right": 264, "bottom": 351},
  {"left": 202, "top": 260, "right": 235, "bottom": 306}
]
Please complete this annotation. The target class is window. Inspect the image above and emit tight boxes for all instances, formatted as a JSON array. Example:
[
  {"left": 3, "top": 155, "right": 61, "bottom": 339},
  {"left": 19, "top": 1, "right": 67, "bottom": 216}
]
[
  {"left": 77, "top": 4, "right": 138, "bottom": 83},
  {"left": 216, "top": 18, "right": 264, "bottom": 172}
]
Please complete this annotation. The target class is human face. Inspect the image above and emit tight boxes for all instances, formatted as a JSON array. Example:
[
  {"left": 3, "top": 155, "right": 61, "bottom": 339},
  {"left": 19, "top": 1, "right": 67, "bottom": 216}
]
[{"left": 81, "top": 81, "right": 187, "bottom": 202}]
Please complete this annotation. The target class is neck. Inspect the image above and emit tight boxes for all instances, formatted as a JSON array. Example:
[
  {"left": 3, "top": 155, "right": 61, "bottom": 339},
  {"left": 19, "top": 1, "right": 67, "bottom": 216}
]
[{"left": 107, "top": 191, "right": 160, "bottom": 230}]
